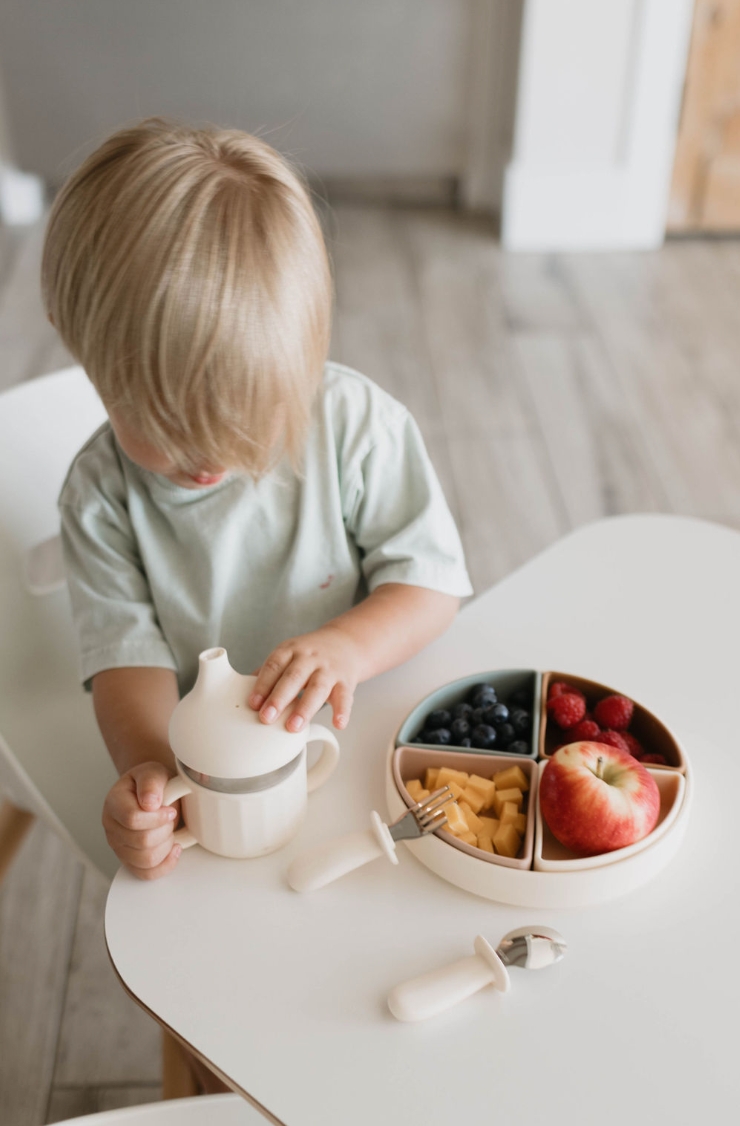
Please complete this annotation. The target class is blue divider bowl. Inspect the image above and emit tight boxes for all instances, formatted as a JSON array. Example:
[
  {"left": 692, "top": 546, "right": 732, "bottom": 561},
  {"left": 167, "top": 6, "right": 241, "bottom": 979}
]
[{"left": 395, "top": 669, "right": 541, "bottom": 760}]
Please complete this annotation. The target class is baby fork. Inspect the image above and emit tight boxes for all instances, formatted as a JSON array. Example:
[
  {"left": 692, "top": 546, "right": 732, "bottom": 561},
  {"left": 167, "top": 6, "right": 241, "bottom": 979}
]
[{"left": 287, "top": 786, "right": 453, "bottom": 892}]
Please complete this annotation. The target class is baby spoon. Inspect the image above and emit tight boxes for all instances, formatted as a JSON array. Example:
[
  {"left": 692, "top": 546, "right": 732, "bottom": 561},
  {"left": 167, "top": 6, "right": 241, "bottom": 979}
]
[{"left": 387, "top": 925, "right": 566, "bottom": 1022}]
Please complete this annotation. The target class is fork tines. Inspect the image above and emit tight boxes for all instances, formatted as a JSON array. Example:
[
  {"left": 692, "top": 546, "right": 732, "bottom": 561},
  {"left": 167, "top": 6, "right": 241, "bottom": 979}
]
[{"left": 413, "top": 784, "right": 454, "bottom": 830}]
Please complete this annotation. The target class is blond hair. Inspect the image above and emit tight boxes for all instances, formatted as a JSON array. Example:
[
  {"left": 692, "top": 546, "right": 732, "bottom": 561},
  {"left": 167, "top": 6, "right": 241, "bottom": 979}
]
[{"left": 42, "top": 118, "right": 332, "bottom": 477}]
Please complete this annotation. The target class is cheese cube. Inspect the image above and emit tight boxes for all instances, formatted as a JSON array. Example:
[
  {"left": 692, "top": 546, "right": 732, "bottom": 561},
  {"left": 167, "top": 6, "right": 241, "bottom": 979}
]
[
  {"left": 443, "top": 801, "right": 468, "bottom": 835},
  {"left": 424, "top": 767, "right": 440, "bottom": 792},
  {"left": 459, "top": 831, "right": 478, "bottom": 846},
  {"left": 460, "top": 786, "right": 485, "bottom": 814},
  {"left": 493, "top": 787, "right": 523, "bottom": 817},
  {"left": 512, "top": 813, "right": 527, "bottom": 834},
  {"left": 493, "top": 822, "right": 521, "bottom": 858},
  {"left": 478, "top": 815, "right": 500, "bottom": 840},
  {"left": 500, "top": 801, "right": 520, "bottom": 827},
  {"left": 493, "top": 765, "right": 530, "bottom": 793},
  {"left": 447, "top": 780, "right": 465, "bottom": 801},
  {"left": 467, "top": 774, "right": 496, "bottom": 807},
  {"left": 477, "top": 834, "right": 495, "bottom": 853},
  {"left": 406, "top": 778, "right": 425, "bottom": 801},
  {"left": 437, "top": 766, "right": 469, "bottom": 789},
  {"left": 458, "top": 802, "right": 483, "bottom": 834}
]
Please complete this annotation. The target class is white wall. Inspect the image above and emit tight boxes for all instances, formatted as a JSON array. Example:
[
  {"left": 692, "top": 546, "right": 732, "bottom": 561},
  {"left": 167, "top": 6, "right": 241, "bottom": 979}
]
[{"left": 0, "top": 0, "right": 477, "bottom": 186}]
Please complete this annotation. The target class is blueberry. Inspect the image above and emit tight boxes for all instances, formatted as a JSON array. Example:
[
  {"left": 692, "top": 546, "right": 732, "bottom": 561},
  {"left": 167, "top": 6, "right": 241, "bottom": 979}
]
[
  {"left": 510, "top": 687, "right": 531, "bottom": 708},
  {"left": 469, "top": 706, "right": 488, "bottom": 727},
  {"left": 450, "top": 718, "right": 471, "bottom": 742},
  {"left": 425, "top": 709, "right": 452, "bottom": 731},
  {"left": 460, "top": 737, "right": 472, "bottom": 748},
  {"left": 467, "top": 683, "right": 498, "bottom": 708},
  {"left": 471, "top": 724, "right": 497, "bottom": 749},
  {"left": 423, "top": 728, "right": 451, "bottom": 745},
  {"left": 507, "top": 740, "right": 529, "bottom": 755},
  {"left": 496, "top": 722, "right": 516, "bottom": 747},
  {"left": 467, "top": 681, "right": 495, "bottom": 699},
  {"left": 452, "top": 701, "right": 474, "bottom": 721},
  {"left": 510, "top": 708, "right": 531, "bottom": 734},
  {"left": 486, "top": 703, "right": 510, "bottom": 726}
]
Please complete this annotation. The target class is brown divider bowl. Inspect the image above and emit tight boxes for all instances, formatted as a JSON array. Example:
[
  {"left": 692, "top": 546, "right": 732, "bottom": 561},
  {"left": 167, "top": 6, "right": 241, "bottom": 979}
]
[{"left": 539, "top": 671, "right": 686, "bottom": 772}]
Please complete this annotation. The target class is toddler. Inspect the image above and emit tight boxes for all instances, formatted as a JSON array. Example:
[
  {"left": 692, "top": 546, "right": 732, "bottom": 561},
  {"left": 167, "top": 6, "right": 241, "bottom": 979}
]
[{"left": 43, "top": 118, "right": 473, "bottom": 883}]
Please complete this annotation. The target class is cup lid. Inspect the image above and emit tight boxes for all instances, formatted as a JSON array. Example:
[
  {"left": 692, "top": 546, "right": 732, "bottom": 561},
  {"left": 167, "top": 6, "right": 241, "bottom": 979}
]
[{"left": 168, "top": 648, "right": 308, "bottom": 778}]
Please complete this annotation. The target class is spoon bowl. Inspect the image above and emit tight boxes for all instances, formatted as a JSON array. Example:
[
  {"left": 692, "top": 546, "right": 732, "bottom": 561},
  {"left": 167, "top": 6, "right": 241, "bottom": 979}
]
[{"left": 497, "top": 925, "right": 567, "bottom": 970}]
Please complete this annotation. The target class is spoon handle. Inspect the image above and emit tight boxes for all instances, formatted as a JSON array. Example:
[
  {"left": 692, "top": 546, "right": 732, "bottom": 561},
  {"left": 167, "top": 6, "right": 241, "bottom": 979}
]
[{"left": 388, "top": 936, "right": 510, "bottom": 1022}]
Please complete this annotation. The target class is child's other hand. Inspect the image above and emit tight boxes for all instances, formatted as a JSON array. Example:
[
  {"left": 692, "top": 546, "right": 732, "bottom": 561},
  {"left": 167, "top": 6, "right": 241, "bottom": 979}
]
[
  {"left": 102, "top": 762, "right": 182, "bottom": 880},
  {"left": 249, "top": 626, "right": 360, "bottom": 733}
]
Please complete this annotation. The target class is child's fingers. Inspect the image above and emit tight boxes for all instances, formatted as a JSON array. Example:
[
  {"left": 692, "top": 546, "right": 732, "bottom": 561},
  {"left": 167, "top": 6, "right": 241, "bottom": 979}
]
[
  {"left": 248, "top": 646, "right": 294, "bottom": 711},
  {"left": 132, "top": 762, "right": 172, "bottom": 812},
  {"left": 125, "top": 841, "right": 183, "bottom": 881},
  {"left": 285, "top": 670, "right": 335, "bottom": 732},
  {"left": 328, "top": 682, "right": 354, "bottom": 730},
  {"left": 256, "top": 660, "right": 313, "bottom": 723},
  {"left": 114, "top": 820, "right": 177, "bottom": 854},
  {"left": 105, "top": 781, "right": 178, "bottom": 834}
]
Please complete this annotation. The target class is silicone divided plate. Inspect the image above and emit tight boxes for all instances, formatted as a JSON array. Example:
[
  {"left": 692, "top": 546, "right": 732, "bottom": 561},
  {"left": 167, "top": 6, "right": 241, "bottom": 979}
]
[{"left": 387, "top": 668, "right": 692, "bottom": 907}]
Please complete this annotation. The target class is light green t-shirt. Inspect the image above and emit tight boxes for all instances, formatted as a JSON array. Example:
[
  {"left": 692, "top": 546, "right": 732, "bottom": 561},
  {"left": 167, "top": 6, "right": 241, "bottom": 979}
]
[{"left": 58, "top": 362, "right": 473, "bottom": 696}]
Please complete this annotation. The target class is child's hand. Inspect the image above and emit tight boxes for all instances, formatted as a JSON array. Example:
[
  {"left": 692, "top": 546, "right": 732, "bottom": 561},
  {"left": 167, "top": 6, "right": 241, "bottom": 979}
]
[
  {"left": 249, "top": 626, "right": 361, "bottom": 732},
  {"left": 102, "top": 761, "right": 182, "bottom": 880}
]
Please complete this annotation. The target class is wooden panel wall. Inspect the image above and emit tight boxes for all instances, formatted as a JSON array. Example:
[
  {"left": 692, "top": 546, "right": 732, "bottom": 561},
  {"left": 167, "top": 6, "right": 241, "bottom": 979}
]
[{"left": 669, "top": 0, "right": 740, "bottom": 231}]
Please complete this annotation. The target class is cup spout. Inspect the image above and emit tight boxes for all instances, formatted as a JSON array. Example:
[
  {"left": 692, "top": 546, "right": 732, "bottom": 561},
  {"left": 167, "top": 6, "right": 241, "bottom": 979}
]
[{"left": 194, "top": 647, "right": 234, "bottom": 692}]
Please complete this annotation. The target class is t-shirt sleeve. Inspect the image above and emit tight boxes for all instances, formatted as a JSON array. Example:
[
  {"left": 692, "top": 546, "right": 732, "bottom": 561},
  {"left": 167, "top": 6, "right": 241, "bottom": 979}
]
[
  {"left": 343, "top": 406, "right": 473, "bottom": 598},
  {"left": 59, "top": 499, "right": 178, "bottom": 691}
]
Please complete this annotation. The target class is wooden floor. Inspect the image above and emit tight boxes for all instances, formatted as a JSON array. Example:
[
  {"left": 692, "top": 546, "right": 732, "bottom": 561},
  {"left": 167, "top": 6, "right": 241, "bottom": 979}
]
[{"left": 3, "top": 205, "right": 740, "bottom": 1124}]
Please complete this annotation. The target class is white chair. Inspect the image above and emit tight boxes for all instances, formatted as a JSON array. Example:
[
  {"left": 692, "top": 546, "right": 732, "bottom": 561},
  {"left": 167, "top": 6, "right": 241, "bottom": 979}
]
[
  {"left": 0, "top": 367, "right": 205, "bottom": 1100},
  {"left": 57, "top": 1093, "right": 266, "bottom": 1124},
  {"left": 0, "top": 365, "right": 115, "bottom": 880}
]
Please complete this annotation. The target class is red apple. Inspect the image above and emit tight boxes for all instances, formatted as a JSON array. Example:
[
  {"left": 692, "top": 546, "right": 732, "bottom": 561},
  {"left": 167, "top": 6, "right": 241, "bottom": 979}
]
[{"left": 540, "top": 741, "right": 660, "bottom": 856}]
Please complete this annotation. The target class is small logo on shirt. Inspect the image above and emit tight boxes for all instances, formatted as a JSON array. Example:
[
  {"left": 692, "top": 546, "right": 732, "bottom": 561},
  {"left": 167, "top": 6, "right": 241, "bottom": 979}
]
[{"left": 320, "top": 573, "right": 334, "bottom": 589}]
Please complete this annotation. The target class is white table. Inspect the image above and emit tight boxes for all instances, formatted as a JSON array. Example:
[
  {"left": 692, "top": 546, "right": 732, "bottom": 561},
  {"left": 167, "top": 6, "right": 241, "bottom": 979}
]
[{"left": 106, "top": 516, "right": 739, "bottom": 1125}]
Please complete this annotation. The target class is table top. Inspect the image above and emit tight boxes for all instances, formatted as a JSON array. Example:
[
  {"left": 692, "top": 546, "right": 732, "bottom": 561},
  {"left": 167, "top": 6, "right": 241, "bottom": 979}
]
[{"left": 106, "top": 515, "right": 739, "bottom": 1125}]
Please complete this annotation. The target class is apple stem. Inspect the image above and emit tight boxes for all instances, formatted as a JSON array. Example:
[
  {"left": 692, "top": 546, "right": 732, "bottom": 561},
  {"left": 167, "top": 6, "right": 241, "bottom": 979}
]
[{"left": 596, "top": 755, "right": 604, "bottom": 780}]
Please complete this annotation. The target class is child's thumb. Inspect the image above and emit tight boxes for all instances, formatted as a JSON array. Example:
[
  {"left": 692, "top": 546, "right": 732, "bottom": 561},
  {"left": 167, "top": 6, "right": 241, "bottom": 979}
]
[{"left": 133, "top": 763, "right": 170, "bottom": 812}]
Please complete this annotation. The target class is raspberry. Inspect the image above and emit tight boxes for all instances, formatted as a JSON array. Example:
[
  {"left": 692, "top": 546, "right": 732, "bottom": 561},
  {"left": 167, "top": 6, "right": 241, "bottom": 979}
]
[
  {"left": 595, "top": 730, "right": 630, "bottom": 753},
  {"left": 565, "top": 719, "right": 601, "bottom": 742},
  {"left": 620, "top": 731, "right": 644, "bottom": 758},
  {"left": 548, "top": 681, "right": 569, "bottom": 699},
  {"left": 548, "top": 681, "right": 585, "bottom": 702},
  {"left": 640, "top": 753, "right": 667, "bottom": 766},
  {"left": 546, "top": 693, "right": 586, "bottom": 729},
  {"left": 594, "top": 695, "right": 634, "bottom": 730}
]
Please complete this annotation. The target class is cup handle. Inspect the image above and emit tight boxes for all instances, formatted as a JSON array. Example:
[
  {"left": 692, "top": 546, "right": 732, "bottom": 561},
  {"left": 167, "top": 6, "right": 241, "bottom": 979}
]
[
  {"left": 163, "top": 776, "right": 198, "bottom": 849},
  {"left": 304, "top": 723, "right": 340, "bottom": 794}
]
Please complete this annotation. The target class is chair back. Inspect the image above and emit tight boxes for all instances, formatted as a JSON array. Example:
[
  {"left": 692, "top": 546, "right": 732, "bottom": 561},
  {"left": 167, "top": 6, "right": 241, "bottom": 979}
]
[
  {"left": 0, "top": 368, "right": 118, "bottom": 878},
  {"left": 0, "top": 366, "right": 107, "bottom": 555}
]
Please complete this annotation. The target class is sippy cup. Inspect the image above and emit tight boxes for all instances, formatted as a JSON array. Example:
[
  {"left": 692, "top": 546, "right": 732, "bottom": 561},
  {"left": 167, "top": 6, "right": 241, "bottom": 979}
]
[{"left": 163, "top": 647, "right": 340, "bottom": 858}]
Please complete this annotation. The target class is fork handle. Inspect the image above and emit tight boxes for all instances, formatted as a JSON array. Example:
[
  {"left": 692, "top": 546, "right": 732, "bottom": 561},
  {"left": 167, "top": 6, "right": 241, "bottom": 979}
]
[{"left": 287, "top": 811, "right": 398, "bottom": 892}]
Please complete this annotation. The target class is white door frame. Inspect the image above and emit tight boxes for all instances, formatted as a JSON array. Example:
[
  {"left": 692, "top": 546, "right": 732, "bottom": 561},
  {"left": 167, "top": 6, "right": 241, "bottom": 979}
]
[{"left": 464, "top": 0, "right": 696, "bottom": 251}]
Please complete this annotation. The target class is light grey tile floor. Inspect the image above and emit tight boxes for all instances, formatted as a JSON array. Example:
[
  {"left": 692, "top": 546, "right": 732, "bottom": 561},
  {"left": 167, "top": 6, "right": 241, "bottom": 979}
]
[{"left": 2, "top": 204, "right": 740, "bottom": 1124}]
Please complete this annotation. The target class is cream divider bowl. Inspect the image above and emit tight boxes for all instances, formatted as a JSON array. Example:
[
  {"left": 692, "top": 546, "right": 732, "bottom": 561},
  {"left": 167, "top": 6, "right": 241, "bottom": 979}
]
[
  {"left": 385, "top": 737, "right": 693, "bottom": 909},
  {"left": 394, "top": 746, "right": 537, "bottom": 869},
  {"left": 533, "top": 761, "right": 686, "bottom": 872}
]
